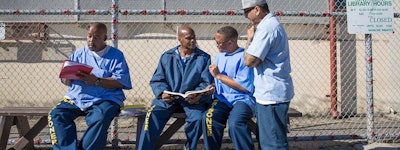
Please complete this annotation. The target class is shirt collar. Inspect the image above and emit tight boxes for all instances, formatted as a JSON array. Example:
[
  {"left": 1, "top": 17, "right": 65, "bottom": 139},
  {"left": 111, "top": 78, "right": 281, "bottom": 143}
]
[
  {"left": 92, "top": 45, "right": 110, "bottom": 58},
  {"left": 225, "top": 47, "right": 244, "bottom": 56}
]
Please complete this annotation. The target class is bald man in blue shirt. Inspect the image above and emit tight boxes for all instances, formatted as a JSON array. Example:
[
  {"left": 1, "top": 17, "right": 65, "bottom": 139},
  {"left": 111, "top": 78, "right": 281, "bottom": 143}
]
[{"left": 49, "top": 22, "right": 132, "bottom": 150}]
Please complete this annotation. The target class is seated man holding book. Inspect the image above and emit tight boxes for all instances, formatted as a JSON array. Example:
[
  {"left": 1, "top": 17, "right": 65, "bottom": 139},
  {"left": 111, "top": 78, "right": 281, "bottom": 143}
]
[
  {"left": 48, "top": 22, "right": 132, "bottom": 150},
  {"left": 137, "top": 25, "right": 214, "bottom": 150}
]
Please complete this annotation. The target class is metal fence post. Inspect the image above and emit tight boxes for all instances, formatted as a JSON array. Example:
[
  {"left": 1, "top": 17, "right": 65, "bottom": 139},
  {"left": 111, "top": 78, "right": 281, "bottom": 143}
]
[
  {"left": 111, "top": 0, "right": 119, "bottom": 149},
  {"left": 365, "top": 34, "right": 375, "bottom": 144}
]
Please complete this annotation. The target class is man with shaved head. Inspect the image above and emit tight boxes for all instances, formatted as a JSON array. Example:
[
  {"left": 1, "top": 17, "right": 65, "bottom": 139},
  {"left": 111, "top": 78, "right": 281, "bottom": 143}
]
[
  {"left": 137, "top": 25, "right": 213, "bottom": 150},
  {"left": 49, "top": 22, "right": 132, "bottom": 150}
]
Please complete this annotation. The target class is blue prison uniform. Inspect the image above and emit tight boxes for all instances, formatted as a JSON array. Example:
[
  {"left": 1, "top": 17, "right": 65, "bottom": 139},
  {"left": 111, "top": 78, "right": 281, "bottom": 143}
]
[
  {"left": 137, "top": 46, "right": 213, "bottom": 150},
  {"left": 49, "top": 45, "right": 132, "bottom": 150},
  {"left": 203, "top": 48, "right": 255, "bottom": 150}
]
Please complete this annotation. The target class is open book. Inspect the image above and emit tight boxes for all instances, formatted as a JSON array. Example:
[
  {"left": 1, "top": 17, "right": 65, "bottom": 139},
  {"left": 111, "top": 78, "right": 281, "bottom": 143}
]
[
  {"left": 163, "top": 88, "right": 213, "bottom": 98},
  {"left": 59, "top": 60, "right": 93, "bottom": 80}
]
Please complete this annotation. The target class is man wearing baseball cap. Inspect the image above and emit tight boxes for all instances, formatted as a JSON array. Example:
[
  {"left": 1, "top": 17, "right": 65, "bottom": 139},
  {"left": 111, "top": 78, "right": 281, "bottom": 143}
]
[{"left": 241, "top": 0, "right": 294, "bottom": 150}]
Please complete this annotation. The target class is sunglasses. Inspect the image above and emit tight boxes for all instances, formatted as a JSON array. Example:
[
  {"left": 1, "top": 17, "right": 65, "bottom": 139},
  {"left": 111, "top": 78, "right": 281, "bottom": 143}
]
[{"left": 244, "top": 7, "right": 255, "bottom": 14}]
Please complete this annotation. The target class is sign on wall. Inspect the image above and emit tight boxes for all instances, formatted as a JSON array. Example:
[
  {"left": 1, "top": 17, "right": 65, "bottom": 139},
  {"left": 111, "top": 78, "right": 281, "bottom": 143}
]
[{"left": 347, "top": 0, "right": 394, "bottom": 34}]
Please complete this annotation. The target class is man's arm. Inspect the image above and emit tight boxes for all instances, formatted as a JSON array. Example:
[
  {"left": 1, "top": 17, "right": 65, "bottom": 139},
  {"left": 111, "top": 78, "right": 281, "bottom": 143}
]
[
  {"left": 98, "top": 78, "right": 124, "bottom": 88},
  {"left": 149, "top": 53, "right": 181, "bottom": 104},
  {"left": 150, "top": 58, "right": 170, "bottom": 98},
  {"left": 76, "top": 54, "right": 132, "bottom": 89},
  {"left": 244, "top": 26, "right": 262, "bottom": 67},
  {"left": 209, "top": 64, "right": 248, "bottom": 93},
  {"left": 77, "top": 71, "right": 124, "bottom": 88},
  {"left": 196, "top": 56, "right": 213, "bottom": 90},
  {"left": 187, "top": 56, "right": 213, "bottom": 104},
  {"left": 215, "top": 74, "right": 249, "bottom": 93},
  {"left": 244, "top": 52, "right": 261, "bottom": 67}
]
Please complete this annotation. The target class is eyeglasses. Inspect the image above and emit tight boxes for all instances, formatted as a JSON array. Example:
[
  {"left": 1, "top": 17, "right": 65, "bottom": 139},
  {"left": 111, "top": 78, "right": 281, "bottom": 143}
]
[
  {"left": 215, "top": 40, "right": 230, "bottom": 46},
  {"left": 243, "top": 7, "right": 255, "bottom": 15}
]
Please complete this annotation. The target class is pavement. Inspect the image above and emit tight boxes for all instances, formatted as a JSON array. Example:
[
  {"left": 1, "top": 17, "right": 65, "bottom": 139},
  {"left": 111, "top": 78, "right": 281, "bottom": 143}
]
[
  {"left": 361, "top": 142, "right": 400, "bottom": 150},
  {"left": 15, "top": 140, "right": 400, "bottom": 149},
  {"left": 288, "top": 141, "right": 400, "bottom": 150},
  {"left": 129, "top": 141, "right": 400, "bottom": 150}
]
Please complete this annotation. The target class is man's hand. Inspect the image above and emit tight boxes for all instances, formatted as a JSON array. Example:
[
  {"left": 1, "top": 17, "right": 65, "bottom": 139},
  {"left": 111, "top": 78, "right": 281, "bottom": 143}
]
[
  {"left": 209, "top": 64, "right": 220, "bottom": 78},
  {"left": 244, "top": 25, "right": 261, "bottom": 67},
  {"left": 161, "top": 92, "right": 178, "bottom": 103},
  {"left": 204, "top": 84, "right": 215, "bottom": 95},
  {"left": 185, "top": 93, "right": 202, "bottom": 105},
  {"left": 77, "top": 71, "right": 98, "bottom": 85},
  {"left": 61, "top": 78, "right": 72, "bottom": 86},
  {"left": 246, "top": 26, "right": 256, "bottom": 45}
]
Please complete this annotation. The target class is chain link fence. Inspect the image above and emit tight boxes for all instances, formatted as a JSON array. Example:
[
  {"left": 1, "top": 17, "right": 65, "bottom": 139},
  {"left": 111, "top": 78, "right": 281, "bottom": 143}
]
[{"left": 1, "top": 0, "right": 399, "bottom": 147}]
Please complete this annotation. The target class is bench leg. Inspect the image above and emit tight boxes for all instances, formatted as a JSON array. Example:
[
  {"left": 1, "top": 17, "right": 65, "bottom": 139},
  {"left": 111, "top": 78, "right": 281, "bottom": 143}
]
[
  {"left": 0, "top": 116, "right": 14, "bottom": 150},
  {"left": 287, "top": 116, "right": 291, "bottom": 133},
  {"left": 110, "top": 117, "right": 119, "bottom": 150},
  {"left": 12, "top": 116, "right": 34, "bottom": 150},
  {"left": 12, "top": 116, "right": 47, "bottom": 150},
  {"left": 247, "top": 119, "right": 258, "bottom": 137},
  {"left": 154, "top": 118, "right": 186, "bottom": 150},
  {"left": 135, "top": 115, "right": 145, "bottom": 150}
]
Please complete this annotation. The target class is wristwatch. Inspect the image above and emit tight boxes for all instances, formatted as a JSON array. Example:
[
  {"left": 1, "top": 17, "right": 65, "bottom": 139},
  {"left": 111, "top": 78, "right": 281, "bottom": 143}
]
[{"left": 95, "top": 78, "right": 102, "bottom": 86}]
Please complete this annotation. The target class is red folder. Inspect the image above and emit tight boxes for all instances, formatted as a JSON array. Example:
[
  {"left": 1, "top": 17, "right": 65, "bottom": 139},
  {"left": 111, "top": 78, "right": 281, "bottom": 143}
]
[{"left": 59, "top": 60, "right": 93, "bottom": 80}]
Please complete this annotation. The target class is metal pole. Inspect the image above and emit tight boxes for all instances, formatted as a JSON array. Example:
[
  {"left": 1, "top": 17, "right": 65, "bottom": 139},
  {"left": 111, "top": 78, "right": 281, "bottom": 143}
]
[
  {"left": 365, "top": 34, "right": 375, "bottom": 143},
  {"left": 162, "top": 0, "right": 166, "bottom": 21},
  {"left": 111, "top": 0, "right": 119, "bottom": 49},
  {"left": 74, "top": 0, "right": 80, "bottom": 21},
  {"left": 111, "top": 0, "right": 119, "bottom": 149},
  {"left": 329, "top": 0, "right": 339, "bottom": 117}
]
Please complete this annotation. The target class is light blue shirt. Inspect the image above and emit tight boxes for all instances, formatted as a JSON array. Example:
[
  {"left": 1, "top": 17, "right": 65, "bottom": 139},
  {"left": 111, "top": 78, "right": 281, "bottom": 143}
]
[
  {"left": 246, "top": 13, "right": 294, "bottom": 104},
  {"left": 64, "top": 45, "right": 132, "bottom": 110},
  {"left": 214, "top": 48, "right": 255, "bottom": 109}
]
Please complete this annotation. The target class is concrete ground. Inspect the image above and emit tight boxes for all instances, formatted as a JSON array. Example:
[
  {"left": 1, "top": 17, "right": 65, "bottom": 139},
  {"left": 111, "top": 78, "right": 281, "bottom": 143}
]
[
  {"left": 102, "top": 141, "right": 400, "bottom": 150},
  {"left": 9, "top": 139, "right": 400, "bottom": 149},
  {"left": 362, "top": 142, "right": 400, "bottom": 150},
  {"left": 6, "top": 115, "right": 400, "bottom": 150},
  {"left": 155, "top": 141, "right": 400, "bottom": 150}
]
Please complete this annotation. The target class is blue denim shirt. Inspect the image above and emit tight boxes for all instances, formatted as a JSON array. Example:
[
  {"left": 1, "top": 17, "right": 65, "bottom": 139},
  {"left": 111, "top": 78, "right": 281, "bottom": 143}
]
[
  {"left": 246, "top": 13, "right": 294, "bottom": 103},
  {"left": 150, "top": 46, "right": 213, "bottom": 107}
]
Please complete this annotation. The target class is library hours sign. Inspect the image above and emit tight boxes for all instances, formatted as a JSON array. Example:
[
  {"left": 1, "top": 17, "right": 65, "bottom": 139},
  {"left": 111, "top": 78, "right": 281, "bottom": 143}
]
[{"left": 347, "top": 0, "right": 394, "bottom": 34}]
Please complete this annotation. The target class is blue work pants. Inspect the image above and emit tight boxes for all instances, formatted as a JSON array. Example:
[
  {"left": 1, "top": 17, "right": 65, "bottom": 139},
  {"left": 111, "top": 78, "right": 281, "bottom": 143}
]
[
  {"left": 203, "top": 99, "right": 254, "bottom": 150},
  {"left": 48, "top": 99, "right": 120, "bottom": 150},
  {"left": 256, "top": 102, "right": 290, "bottom": 150},
  {"left": 137, "top": 99, "right": 207, "bottom": 150}
]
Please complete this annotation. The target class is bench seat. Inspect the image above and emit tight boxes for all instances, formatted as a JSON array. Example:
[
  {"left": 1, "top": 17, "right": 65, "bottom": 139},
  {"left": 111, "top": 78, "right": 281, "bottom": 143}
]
[
  {"left": 134, "top": 107, "right": 302, "bottom": 150},
  {"left": 0, "top": 107, "right": 302, "bottom": 150}
]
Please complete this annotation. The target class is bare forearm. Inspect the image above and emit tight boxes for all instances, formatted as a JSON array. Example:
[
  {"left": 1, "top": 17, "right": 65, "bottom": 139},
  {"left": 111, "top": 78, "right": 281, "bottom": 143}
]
[
  {"left": 98, "top": 78, "right": 124, "bottom": 89},
  {"left": 244, "top": 25, "right": 261, "bottom": 67},
  {"left": 216, "top": 74, "right": 249, "bottom": 93},
  {"left": 244, "top": 53, "right": 261, "bottom": 67}
]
